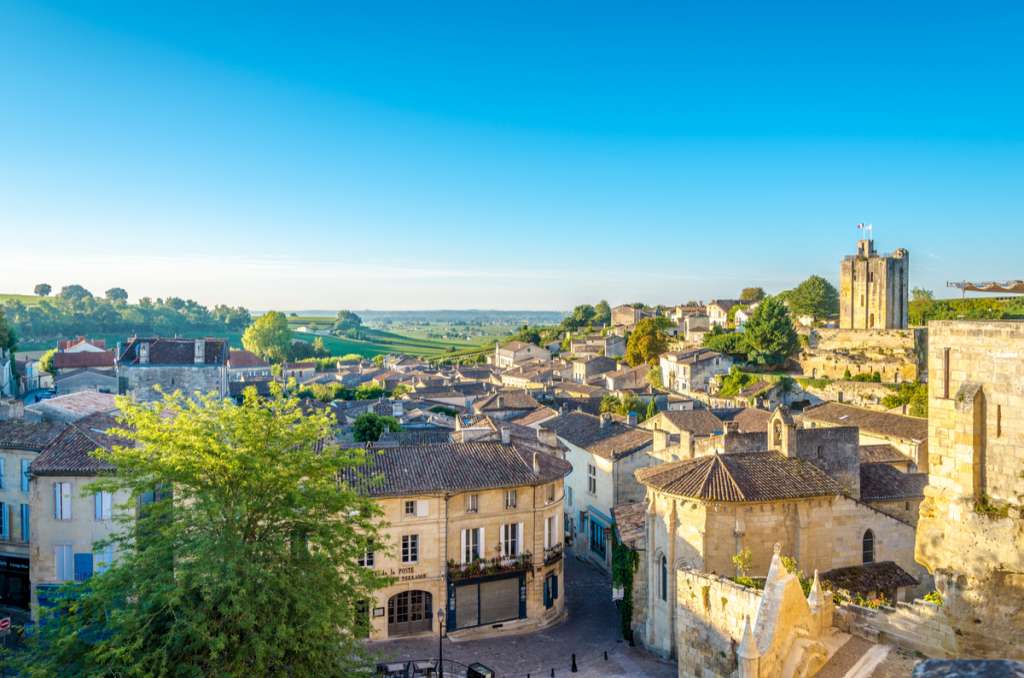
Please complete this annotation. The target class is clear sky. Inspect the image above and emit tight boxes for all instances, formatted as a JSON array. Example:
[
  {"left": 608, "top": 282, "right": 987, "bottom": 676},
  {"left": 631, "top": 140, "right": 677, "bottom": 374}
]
[{"left": 2, "top": 1, "right": 1022, "bottom": 310}]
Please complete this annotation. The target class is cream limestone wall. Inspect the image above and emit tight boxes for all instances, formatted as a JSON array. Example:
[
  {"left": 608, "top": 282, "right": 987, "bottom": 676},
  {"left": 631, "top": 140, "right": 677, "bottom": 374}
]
[
  {"left": 641, "top": 488, "right": 927, "bottom": 658},
  {"left": 914, "top": 321, "right": 1024, "bottom": 659},
  {"left": 366, "top": 482, "right": 566, "bottom": 640},
  {"left": 674, "top": 569, "right": 761, "bottom": 676},
  {"left": 29, "top": 475, "right": 131, "bottom": 615}
]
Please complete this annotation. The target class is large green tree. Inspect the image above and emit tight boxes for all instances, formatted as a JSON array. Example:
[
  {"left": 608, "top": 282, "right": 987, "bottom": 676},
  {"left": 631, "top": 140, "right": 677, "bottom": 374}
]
[
  {"left": 740, "top": 287, "right": 766, "bottom": 303},
  {"left": 12, "top": 387, "right": 388, "bottom": 676},
  {"left": 0, "top": 309, "right": 15, "bottom": 351},
  {"left": 624, "top": 317, "right": 668, "bottom": 367},
  {"left": 105, "top": 287, "right": 129, "bottom": 303},
  {"left": 786, "top": 275, "right": 839, "bottom": 320},
  {"left": 33, "top": 283, "right": 51, "bottom": 297},
  {"left": 333, "top": 310, "right": 363, "bottom": 333},
  {"left": 593, "top": 300, "right": 612, "bottom": 326},
  {"left": 352, "top": 411, "right": 401, "bottom": 442},
  {"left": 742, "top": 296, "right": 800, "bottom": 366},
  {"left": 242, "top": 311, "right": 293, "bottom": 362}
]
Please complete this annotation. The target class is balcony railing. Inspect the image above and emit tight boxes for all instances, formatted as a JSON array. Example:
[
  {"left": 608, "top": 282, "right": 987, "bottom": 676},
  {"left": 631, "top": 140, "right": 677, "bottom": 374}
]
[
  {"left": 446, "top": 552, "right": 533, "bottom": 581},
  {"left": 543, "top": 543, "right": 563, "bottom": 566}
]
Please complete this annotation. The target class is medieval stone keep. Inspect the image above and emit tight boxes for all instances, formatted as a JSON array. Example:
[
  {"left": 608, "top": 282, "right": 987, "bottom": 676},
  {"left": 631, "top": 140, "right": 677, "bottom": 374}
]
[{"left": 839, "top": 238, "right": 909, "bottom": 330}]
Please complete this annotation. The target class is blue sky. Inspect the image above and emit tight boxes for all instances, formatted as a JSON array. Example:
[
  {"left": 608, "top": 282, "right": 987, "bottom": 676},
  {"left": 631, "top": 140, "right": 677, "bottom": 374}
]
[{"left": 2, "top": 1, "right": 1022, "bottom": 310}]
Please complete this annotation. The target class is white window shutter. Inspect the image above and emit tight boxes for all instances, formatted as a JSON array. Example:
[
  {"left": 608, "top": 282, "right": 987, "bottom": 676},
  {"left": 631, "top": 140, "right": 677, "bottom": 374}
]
[
  {"left": 498, "top": 524, "right": 505, "bottom": 556},
  {"left": 61, "top": 483, "right": 72, "bottom": 520},
  {"left": 460, "top": 529, "right": 467, "bottom": 564},
  {"left": 416, "top": 500, "right": 428, "bottom": 517},
  {"left": 544, "top": 516, "right": 550, "bottom": 550},
  {"left": 478, "top": 527, "right": 484, "bottom": 559},
  {"left": 517, "top": 522, "right": 524, "bottom": 556}
]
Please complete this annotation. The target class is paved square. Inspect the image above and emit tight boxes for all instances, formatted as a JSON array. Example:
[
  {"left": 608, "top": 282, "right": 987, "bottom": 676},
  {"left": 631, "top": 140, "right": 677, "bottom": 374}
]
[{"left": 366, "top": 549, "right": 674, "bottom": 677}]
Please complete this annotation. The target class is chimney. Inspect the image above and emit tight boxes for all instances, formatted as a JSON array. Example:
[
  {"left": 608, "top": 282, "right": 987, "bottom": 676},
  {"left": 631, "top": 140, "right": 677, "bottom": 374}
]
[
  {"left": 626, "top": 411, "right": 638, "bottom": 427},
  {"left": 537, "top": 426, "right": 559, "bottom": 448},
  {"left": 194, "top": 339, "right": 205, "bottom": 364},
  {"left": 496, "top": 395, "right": 504, "bottom": 409},
  {"left": 532, "top": 450, "right": 540, "bottom": 473},
  {"left": 139, "top": 341, "right": 150, "bottom": 365},
  {"left": 500, "top": 426, "right": 511, "bottom": 444}
]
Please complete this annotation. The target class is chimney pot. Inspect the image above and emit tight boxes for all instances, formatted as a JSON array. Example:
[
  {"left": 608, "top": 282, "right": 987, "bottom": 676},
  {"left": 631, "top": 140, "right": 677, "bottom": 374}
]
[
  {"left": 500, "top": 426, "right": 511, "bottom": 445},
  {"left": 532, "top": 450, "right": 540, "bottom": 473}
]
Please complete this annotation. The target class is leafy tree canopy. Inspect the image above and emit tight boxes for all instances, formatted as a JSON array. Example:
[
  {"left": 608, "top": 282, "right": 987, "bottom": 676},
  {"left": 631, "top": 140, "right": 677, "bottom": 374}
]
[
  {"left": 334, "top": 310, "right": 363, "bottom": 333},
  {"left": 242, "top": 311, "right": 293, "bottom": 362},
  {"left": 12, "top": 387, "right": 388, "bottom": 676},
  {"left": 785, "top": 275, "right": 839, "bottom": 320},
  {"left": 882, "top": 381, "right": 928, "bottom": 417},
  {"left": 911, "top": 287, "right": 934, "bottom": 302},
  {"left": 0, "top": 309, "right": 16, "bottom": 351},
  {"left": 352, "top": 411, "right": 402, "bottom": 442},
  {"left": 702, "top": 325, "right": 748, "bottom": 359},
  {"left": 624, "top": 317, "right": 668, "bottom": 367},
  {"left": 33, "top": 283, "right": 51, "bottom": 297},
  {"left": 105, "top": 287, "right": 129, "bottom": 303},
  {"left": 593, "top": 300, "right": 612, "bottom": 326},
  {"left": 38, "top": 347, "right": 56, "bottom": 374},
  {"left": 511, "top": 324, "right": 541, "bottom": 345},
  {"left": 740, "top": 287, "right": 766, "bottom": 303},
  {"left": 741, "top": 296, "right": 800, "bottom": 366}
]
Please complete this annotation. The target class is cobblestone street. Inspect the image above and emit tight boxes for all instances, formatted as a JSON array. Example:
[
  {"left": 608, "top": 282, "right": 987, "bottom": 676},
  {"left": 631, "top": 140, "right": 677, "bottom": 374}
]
[{"left": 366, "top": 549, "right": 674, "bottom": 677}]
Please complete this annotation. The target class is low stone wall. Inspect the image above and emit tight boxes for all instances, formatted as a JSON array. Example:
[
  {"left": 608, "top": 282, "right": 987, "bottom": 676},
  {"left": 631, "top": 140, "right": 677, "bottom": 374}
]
[
  {"left": 835, "top": 600, "right": 953, "bottom": 658},
  {"left": 675, "top": 569, "right": 762, "bottom": 678}
]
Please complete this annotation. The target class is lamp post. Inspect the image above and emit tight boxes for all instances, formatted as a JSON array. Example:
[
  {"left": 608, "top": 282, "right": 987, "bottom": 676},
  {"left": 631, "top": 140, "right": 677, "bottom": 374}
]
[{"left": 436, "top": 607, "right": 446, "bottom": 677}]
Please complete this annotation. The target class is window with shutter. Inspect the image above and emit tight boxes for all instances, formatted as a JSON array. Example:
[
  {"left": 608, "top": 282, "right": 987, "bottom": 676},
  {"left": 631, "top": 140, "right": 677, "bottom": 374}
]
[
  {"left": 20, "top": 504, "right": 29, "bottom": 543},
  {"left": 20, "top": 459, "right": 29, "bottom": 492},
  {"left": 416, "top": 500, "right": 428, "bottom": 517},
  {"left": 0, "top": 457, "right": 5, "bottom": 490},
  {"left": 0, "top": 503, "right": 8, "bottom": 541}
]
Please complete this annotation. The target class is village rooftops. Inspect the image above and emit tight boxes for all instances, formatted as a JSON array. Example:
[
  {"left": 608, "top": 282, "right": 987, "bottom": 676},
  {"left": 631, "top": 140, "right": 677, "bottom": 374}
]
[
  {"left": 30, "top": 413, "right": 125, "bottom": 476},
  {"left": 859, "top": 444, "right": 915, "bottom": 466},
  {"left": 117, "top": 337, "right": 229, "bottom": 366},
  {"left": 52, "top": 351, "right": 115, "bottom": 370},
  {"left": 801, "top": 402, "right": 927, "bottom": 442},
  {"left": 0, "top": 420, "right": 67, "bottom": 451},
  {"left": 713, "top": 407, "right": 772, "bottom": 433},
  {"left": 498, "top": 341, "right": 533, "bottom": 352},
  {"left": 474, "top": 390, "right": 541, "bottom": 412},
  {"left": 661, "top": 348, "right": 723, "bottom": 365},
  {"left": 651, "top": 409, "right": 725, "bottom": 437},
  {"left": 228, "top": 349, "right": 270, "bottom": 368},
  {"left": 341, "top": 441, "right": 570, "bottom": 497},
  {"left": 859, "top": 464, "right": 929, "bottom": 501},
  {"left": 541, "top": 410, "right": 652, "bottom": 460},
  {"left": 635, "top": 451, "right": 844, "bottom": 502},
  {"left": 25, "top": 391, "right": 118, "bottom": 423}
]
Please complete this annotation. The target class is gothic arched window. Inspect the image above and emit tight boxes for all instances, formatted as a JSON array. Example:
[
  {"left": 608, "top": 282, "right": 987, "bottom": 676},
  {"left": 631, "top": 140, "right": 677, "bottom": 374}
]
[
  {"left": 660, "top": 555, "right": 668, "bottom": 601},
  {"left": 862, "top": 529, "right": 875, "bottom": 564}
]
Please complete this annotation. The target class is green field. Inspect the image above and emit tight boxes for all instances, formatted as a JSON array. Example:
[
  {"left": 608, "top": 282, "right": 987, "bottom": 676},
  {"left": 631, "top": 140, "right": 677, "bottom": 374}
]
[
  {"left": 0, "top": 293, "right": 44, "bottom": 306},
  {"left": 291, "top": 329, "right": 489, "bottom": 359}
]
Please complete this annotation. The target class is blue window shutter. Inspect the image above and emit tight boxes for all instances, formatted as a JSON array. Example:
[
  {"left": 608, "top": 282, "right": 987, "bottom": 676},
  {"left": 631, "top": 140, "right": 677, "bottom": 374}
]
[
  {"left": 21, "top": 459, "right": 29, "bottom": 492},
  {"left": 74, "top": 553, "right": 94, "bottom": 582},
  {"left": 0, "top": 458, "right": 5, "bottom": 490},
  {"left": 20, "top": 504, "right": 29, "bottom": 543},
  {"left": 553, "top": 574, "right": 559, "bottom": 600},
  {"left": 0, "top": 503, "right": 7, "bottom": 540}
]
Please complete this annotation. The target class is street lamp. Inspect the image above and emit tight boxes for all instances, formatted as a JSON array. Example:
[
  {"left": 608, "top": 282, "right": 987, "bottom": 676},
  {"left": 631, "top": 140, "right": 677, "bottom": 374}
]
[{"left": 436, "top": 607, "right": 446, "bottom": 677}]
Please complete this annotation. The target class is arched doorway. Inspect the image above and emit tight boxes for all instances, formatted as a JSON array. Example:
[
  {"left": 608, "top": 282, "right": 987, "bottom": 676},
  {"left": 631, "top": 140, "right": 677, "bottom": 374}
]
[{"left": 387, "top": 590, "right": 432, "bottom": 637}]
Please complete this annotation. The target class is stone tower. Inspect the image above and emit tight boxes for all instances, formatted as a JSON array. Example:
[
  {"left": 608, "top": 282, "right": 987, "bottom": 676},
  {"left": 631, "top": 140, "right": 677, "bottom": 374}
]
[{"left": 839, "top": 239, "right": 909, "bottom": 330}]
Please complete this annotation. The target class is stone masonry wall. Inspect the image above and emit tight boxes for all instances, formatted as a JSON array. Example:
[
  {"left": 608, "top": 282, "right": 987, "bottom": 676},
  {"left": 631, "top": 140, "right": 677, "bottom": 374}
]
[
  {"left": 122, "top": 365, "right": 228, "bottom": 403},
  {"left": 675, "top": 569, "right": 761, "bottom": 678},
  {"left": 914, "top": 321, "right": 1024, "bottom": 658}
]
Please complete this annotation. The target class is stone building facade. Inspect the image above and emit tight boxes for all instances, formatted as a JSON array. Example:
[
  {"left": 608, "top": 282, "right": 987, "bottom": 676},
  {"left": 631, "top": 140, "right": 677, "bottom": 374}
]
[
  {"left": 915, "top": 320, "right": 1024, "bottom": 659},
  {"left": 634, "top": 408, "right": 925, "bottom": 659},
  {"left": 798, "top": 328, "right": 926, "bottom": 384},
  {"left": 839, "top": 238, "right": 909, "bottom": 330},
  {"left": 116, "top": 337, "right": 229, "bottom": 403},
  {"left": 346, "top": 441, "right": 570, "bottom": 641}
]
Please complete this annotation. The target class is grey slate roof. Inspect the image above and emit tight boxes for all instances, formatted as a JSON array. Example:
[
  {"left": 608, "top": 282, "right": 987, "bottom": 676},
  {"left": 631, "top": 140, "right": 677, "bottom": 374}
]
[
  {"left": 30, "top": 413, "right": 125, "bottom": 476},
  {"left": 820, "top": 561, "right": 918, "bottom": 595},
  {"left": 0, "top": 420, "right": 67, "bottom": 451},
  {"left": 118, "top": 337, "right": 229, "bottom": 366},
  {"left": 541, "top": 411, "right": 652, "bottom": 460},
  {"left": 635, "top": 451, "right": 843, "bottom": 502},
  {"left": 859, "top": 444, "right": 915, "bottom": 466},
  {"left": 860, "top": 464, "right": 929, "bottom": 501},
  {"left": 802, "top": 402, "right": 927, "bottom": 442},
  {"left": 343, "top": 441, "right": 571, "bottom": 497}
]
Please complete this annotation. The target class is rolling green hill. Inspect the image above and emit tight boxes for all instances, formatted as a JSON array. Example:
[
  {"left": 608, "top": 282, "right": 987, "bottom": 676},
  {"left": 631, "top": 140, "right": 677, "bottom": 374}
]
[{"left": 0, "top": 294, "right": 44, "bottom": 306}]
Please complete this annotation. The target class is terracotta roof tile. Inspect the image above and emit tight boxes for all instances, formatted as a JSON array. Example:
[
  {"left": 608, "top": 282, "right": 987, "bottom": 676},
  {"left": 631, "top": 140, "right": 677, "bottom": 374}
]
[
  {"left": 30, "top": 413, "right": 125, "bottom": 476},
  {"left": 53, "top": 351, "right": 115, "bottom": 369},
  {"left": 860, "top": 464, "right": 928, "bottom": 501},
  {"left": 801, "top": 402, "right": 927, "bottom": 442},
  {"left": 0, "top": 420, "right": 67, "bottom": 451},
  {"left": 820, "top": 561, "right": 918, "bottom": 595},
  {"left": 542, "top": 411, "right": 651, "bottom": 460},
  {"left": 635, "top": 451, "right": 843, "bottom": 502}
]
